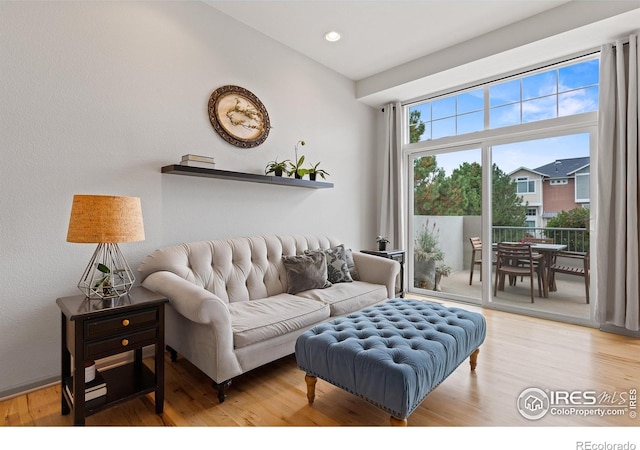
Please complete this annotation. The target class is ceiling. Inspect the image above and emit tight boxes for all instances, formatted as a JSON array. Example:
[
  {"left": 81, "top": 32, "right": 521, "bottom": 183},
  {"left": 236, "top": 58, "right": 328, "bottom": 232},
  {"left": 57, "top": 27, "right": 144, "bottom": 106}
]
[
  {"left": 205, "top": 1, "right": 640, "bottom": 106},
  {"left": 205, "top": 0, "right": 571, "bottom": 81}
]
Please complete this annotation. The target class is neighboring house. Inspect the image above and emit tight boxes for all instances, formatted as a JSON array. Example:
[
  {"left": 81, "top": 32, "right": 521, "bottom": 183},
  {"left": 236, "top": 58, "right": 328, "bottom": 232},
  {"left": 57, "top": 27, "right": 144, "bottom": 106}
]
[
  {"left": 507, "top": 167, "right": 546, "bottom": 229},
  {"left": 534, "top": 157, "right": 590, "bottom": 225},
  {"left": 509, "top": 157, "right": 590, "bottom": 228}
]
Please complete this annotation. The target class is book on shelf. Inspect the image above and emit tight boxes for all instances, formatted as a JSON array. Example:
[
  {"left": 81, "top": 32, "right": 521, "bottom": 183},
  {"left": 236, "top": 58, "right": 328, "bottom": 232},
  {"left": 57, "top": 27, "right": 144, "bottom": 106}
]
[
  {"left": 65, "top": 371, "right": 107, "bottom": 403},
  {"left": 181, "top": 154, "right": 215, "bottom": 164},
  {"left": 179, "top": 160, "right": 217, "bottom": 169}
]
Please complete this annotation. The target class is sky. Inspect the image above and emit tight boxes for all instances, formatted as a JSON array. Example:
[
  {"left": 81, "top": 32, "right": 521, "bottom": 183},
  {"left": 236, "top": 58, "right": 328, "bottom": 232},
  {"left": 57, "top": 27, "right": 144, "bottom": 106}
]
[{"left": 434, "top": 133, "right": 590, "bottom": 177}]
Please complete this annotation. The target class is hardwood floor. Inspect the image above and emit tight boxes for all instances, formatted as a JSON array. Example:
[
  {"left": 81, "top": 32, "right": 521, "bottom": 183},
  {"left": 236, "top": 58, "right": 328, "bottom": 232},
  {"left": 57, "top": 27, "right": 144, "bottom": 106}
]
[{"left": 2, "top": 298, "right": 639, "bottom": 429}]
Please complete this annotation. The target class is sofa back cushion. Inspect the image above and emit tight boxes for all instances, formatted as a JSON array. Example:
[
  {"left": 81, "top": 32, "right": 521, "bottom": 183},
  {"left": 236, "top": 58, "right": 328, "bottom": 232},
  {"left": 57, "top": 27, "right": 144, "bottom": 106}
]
[{"left": 137, "top": 235, "right": 341, "bottom": 303}]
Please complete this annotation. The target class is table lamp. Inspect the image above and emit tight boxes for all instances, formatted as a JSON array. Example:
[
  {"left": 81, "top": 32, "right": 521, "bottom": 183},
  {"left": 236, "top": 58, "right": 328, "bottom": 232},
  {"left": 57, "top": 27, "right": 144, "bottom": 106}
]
[{"left": 66, "top": 195, "right": 145, "bottom": 299}]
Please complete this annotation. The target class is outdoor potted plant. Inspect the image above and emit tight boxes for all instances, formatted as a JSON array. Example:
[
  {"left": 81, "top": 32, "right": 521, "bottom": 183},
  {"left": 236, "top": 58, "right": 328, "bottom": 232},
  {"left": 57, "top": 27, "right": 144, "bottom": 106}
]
[
  {"left": 307, "top": 161, "right": 330, "bottom": 181},
  {"left": 414, "top": 219, "right": 444, "bottom": 290},
  {"left": 434, "top": 262, "right": 451, "bottom": 292},
  {"left": 376, "top": 236, "right": 390, "bottom": 251},
  {"left": 265, "top": 158, "right": 291, "bottom": 177}
]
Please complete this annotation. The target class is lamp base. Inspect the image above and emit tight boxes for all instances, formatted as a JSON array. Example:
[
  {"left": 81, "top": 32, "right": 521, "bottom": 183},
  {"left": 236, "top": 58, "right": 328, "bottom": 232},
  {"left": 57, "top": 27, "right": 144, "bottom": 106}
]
[{"left": 77, "top": 243, "right": 135, "bottom": 299}]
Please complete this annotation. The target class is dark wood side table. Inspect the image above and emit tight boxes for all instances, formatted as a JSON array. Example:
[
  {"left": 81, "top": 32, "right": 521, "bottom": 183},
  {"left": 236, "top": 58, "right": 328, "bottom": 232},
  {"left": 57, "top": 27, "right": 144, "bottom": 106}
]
[
  {"left": 361, "top": 249, "right": 405, "bottom": 298},
  {"left": 56, "top": 286, "right": 168, "bottom": 426}
]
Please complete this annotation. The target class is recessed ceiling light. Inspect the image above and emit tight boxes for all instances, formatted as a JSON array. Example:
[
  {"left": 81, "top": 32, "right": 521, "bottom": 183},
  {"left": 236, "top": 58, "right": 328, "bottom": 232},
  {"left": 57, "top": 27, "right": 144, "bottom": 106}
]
[{"left": 324, "top": 31, "right": 341, "bottom": 42}]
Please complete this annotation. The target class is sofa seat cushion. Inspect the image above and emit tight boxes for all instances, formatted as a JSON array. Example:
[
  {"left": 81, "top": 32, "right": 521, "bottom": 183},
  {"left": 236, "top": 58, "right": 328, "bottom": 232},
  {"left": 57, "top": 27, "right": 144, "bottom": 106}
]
[
  {"left": 228, "top": 294, "right": 331, "bottom": 349},
  {"left": 296, "top": 281, "right": 388, "bottom": 316}
]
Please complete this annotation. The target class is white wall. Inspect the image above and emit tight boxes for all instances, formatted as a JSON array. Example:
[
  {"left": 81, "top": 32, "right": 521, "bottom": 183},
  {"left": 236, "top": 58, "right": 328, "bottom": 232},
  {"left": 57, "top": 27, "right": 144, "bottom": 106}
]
[{"left": 0, "top": 1, "right": 379, "bottom": 396}]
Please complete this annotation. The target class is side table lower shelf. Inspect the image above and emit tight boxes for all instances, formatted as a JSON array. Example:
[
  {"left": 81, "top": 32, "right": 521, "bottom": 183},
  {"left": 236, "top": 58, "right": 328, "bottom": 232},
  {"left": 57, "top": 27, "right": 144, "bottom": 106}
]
[{"left": 62, "top": 362, "right": 157, "bottom": 416}]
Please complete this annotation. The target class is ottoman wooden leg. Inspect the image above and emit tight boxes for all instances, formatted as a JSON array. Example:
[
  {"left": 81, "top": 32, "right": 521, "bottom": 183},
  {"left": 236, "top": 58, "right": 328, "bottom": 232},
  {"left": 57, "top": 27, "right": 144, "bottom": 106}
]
[
  {"left": 390, "top": 416, "right": 407, "bottom": 426},
  {"left": 305, "top": 374, "right": 317, "bottom": 404},
  {"left": 469, "top": 348, "right": 480, "bottom": 371}
]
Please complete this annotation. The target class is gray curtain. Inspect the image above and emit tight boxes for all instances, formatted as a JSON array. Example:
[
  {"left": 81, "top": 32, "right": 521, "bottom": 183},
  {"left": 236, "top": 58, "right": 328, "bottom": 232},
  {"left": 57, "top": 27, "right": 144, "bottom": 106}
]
[
  {"left": 379, "top": 102, "right": 405, "bottom": 250},
  {"left": 596, "top": 34, "right": 640, "bottom": 332}
]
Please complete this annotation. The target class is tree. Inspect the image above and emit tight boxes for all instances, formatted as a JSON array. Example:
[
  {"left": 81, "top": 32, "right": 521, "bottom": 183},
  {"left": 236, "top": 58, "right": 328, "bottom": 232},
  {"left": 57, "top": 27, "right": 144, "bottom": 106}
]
[
  {"left": 409, "top": 109, "right": 425, "bottom": 143},
  {"left": 447, "top": 162, "right": 483, "bottom": 215},
  {"left": 491, "top": 164, "right": 527, "bottom": 227},
  {"left": 546, "top": 207, "right": 590, "bottom": 251},
  {"left": 413, "top": 156, "right": 446, "bottom": 215},
  {"left": 414, "top": 159, "right": 528, "bottom": 228}
]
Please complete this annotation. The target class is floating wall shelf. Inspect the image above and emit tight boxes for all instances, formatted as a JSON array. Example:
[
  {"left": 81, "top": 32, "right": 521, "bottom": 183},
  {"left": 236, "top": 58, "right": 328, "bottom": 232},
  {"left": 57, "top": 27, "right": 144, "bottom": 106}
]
[{"left": 161, "top": 165, "right": 334, "bottom": 189}]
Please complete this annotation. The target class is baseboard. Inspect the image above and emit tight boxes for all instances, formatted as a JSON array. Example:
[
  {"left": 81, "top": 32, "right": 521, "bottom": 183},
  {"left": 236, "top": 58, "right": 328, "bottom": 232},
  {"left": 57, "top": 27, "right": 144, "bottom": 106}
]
[{"left": 599, "top": 324, "right": 640, "bottom": 337}]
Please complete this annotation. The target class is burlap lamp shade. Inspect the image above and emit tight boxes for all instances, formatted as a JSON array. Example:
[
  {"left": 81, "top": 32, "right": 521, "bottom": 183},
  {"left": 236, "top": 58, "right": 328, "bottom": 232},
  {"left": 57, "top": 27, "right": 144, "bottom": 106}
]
[{"left": 67, "top": 195, "right": 145, "bottom": 299}]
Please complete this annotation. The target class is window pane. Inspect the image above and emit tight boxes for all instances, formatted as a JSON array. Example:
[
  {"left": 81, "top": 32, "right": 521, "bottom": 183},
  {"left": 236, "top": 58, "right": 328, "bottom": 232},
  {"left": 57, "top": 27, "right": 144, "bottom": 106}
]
[
  {"left": 410, "top": 103, "right": 431, "bottom": 122},
  {"left": 457, "top": 111, "right": 483, "bottom": 135},
  {"left": 490, "top": 103, "right": 520, "bottom": 128},
  {"left": 558, "top": 86, "right": 598, "bottom": 116},
  {"left": 432, "top": 96, "right": 456, "bottom": 120},
  {"left": 522, "top": 71, "right": 557, "bottom": 100},
  {"left": 412, "top": 148, "right": 483, "bottom": 304},
  {"left": 457, "top": 89, "right": 483, "bottom": 114},
  {"left": 490, "top": 79, "right": 520, "bottom": 107},
  {"left": 432, "top": 117, "right": 456, "bottom": 139},
  {"left": 559, "top": 59, "right": 599, "bottom": 91},
  {"left": 522, "top": 95, "right": 557, "bottom": 123},
  {"left": 575, "top": 174, "right": 590, "bottom": 201},
  {"left": 409, "top": 104, "right": 431, "bottom": 143},
  {"left": 516, "top": 180, "right": 528, "bottom": 194}
]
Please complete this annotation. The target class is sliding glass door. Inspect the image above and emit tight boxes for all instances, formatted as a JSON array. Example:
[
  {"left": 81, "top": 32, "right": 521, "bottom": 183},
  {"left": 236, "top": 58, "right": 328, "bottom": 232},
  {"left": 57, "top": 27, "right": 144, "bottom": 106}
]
[{"left": 408, "top": 131, "right": 594, "bottom": 324}]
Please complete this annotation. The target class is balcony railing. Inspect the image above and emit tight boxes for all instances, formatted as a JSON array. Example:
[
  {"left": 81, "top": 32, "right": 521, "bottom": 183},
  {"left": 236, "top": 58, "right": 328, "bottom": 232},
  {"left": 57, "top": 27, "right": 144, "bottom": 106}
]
[{"left": 492, "top": 226, "right": 589, "bottom": 252}]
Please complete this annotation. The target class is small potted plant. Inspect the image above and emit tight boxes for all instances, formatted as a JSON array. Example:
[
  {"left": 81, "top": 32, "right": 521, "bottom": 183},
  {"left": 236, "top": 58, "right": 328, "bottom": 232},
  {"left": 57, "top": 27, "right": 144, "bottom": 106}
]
[
  {"left": 307, "top": 162, "right": 330, "bottom": 181},
  {"left": 376, "top": 236, "right": 390, "bottom": 251},
  {"left": 287, "top": 155, "right": 308, "bottom": 179},
  {"left": 265, "top": 158, "right": 291, "bottom": 177}
]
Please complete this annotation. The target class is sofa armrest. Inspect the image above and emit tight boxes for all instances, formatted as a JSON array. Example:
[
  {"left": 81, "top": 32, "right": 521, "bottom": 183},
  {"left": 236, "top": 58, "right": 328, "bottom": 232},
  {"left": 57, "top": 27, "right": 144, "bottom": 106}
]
[
  {"left": 142, "top": 271, "right": 232, "bottom": 329},
  {"left": 352, "top": 251, "right": 400, "bottom": 298}
]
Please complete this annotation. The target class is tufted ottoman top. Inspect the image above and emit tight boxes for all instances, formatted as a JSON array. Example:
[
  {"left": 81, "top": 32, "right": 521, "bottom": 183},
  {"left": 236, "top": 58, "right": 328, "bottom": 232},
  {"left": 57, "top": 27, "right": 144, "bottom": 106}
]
[{"left": 295, "top": 298, "right": 487, "bottom": 419}]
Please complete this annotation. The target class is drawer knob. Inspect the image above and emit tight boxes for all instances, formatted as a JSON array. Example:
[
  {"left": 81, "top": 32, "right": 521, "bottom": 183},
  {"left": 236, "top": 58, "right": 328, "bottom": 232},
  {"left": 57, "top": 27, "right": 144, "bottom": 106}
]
[
  {"left": 121, "top": 339, "right": 129, "bottom": 347},
  {"left": 122, "top": 319, "right": 130, "bottom": 327}
]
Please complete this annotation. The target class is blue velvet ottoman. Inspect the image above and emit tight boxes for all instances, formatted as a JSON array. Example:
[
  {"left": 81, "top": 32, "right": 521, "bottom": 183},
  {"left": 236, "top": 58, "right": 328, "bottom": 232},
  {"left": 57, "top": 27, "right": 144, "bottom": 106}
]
[{"left": 294, "top": 298, "right": 487, "bottom": 426}]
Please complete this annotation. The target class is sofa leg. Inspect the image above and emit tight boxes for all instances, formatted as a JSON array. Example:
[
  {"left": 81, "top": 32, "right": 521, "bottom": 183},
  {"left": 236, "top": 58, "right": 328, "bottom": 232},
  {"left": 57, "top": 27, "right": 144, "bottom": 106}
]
[
  {"left": 214, "top": 379, "right": 232, "bottom": 403},
  {"left": 166, "top": 345, "right": 178, "bottom": 362}
]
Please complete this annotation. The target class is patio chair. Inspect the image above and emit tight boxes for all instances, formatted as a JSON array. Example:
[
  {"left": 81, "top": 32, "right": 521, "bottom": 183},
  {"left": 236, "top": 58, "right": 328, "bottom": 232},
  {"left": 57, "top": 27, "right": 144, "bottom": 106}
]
[
  {"left": 469, "top": 237, "right": 483, "bottom": 285},
  {"left": 494, "top": 242, "right": 544, "bottom": 303},
  {"left": 549, "top": 251, "right": 590, "bottom": 304}
]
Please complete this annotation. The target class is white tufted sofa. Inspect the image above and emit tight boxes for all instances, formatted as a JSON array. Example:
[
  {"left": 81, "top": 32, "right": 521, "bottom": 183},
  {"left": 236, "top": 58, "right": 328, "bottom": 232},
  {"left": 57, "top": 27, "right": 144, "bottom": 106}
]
[{"left": 137, "top": 235, "right": 400, "bottom": 401}]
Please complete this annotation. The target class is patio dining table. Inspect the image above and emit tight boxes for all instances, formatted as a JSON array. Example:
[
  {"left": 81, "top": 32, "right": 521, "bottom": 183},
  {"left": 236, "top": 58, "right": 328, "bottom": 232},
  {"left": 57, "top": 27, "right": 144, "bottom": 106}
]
[
  {"left": 527, "top": 243, "right": 567, "bottom": 293},
  {"left": 492, "top": 242, "right": 567, "bottom": 297}
]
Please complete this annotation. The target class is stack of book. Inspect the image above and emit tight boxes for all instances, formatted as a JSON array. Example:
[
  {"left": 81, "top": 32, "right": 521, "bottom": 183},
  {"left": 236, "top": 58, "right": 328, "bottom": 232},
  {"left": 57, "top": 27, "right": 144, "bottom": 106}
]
[
  {"left": 180, "top": 154, "right": 216, "bottom": 169},
  {"left": 65, "top": 370, "right": 107, "bottom": 403}
]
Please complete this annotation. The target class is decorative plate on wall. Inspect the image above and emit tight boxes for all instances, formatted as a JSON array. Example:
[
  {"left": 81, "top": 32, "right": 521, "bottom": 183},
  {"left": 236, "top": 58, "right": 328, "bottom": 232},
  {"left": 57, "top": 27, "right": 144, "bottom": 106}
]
[{"left": 208, "top": 85, "right": 270, "bottom": 148}]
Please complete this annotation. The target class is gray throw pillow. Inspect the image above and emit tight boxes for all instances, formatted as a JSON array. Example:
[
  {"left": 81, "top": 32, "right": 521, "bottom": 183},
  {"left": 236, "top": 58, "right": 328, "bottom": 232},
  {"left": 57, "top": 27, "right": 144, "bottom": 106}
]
[
  {"left": 344, "top": 248, "right": 360, "bottom": 281},
  {"left": 282, "top": 250, "right": 331, "bottom": 295}
]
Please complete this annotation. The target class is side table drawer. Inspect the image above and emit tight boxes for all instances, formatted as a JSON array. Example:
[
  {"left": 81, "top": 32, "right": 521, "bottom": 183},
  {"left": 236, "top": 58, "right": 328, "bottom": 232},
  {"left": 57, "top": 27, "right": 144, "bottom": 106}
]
[
  {"left": 85, "top": 309, "right": 158, "bottom": 340},
  {"left": 85, "top": 327, "right": 158, "bottom": 359}
]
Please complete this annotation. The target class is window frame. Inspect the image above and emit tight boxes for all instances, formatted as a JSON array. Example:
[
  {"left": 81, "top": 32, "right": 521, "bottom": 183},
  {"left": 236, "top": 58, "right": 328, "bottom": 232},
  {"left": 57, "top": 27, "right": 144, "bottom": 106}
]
[{"left": 405, "top": 55, "right": 600, "bottom": 145}]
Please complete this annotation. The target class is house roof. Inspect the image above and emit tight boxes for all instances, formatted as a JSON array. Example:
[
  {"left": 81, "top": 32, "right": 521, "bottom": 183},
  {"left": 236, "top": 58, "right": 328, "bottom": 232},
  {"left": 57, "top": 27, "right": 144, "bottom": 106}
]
[
  {"left": 507, "top": 167, "right": 547, "bottom": 177},
  {"left": 534, "top": 157, "right": 590, "bottom": 179}
]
